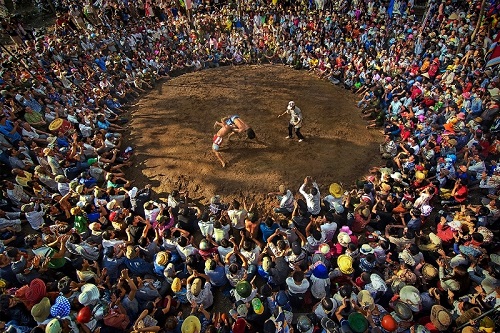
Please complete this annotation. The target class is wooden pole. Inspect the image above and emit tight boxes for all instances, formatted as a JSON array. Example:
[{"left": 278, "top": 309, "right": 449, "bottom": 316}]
[{"left": 470, "top": 0, "right": 487, "bottom": 41}]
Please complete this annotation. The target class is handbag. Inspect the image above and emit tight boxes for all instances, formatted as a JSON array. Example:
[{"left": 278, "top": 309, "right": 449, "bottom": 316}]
[{"left": 103, "top": 309, "right": 130, "bottom": 330}]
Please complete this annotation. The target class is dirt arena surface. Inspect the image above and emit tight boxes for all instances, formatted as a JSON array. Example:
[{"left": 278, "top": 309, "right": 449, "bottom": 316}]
[{"left": 127, "top": 64, "right": 383, "bottom": 207}]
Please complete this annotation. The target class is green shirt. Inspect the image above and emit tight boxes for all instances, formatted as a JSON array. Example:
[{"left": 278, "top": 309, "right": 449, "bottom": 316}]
[
  {"left": 74, "top": 215, "right": 88, "bottom": 234},
  {"left": 24, "top": 111, "right": 44, "bottom": 125},
  {"left": 32, "top": 245, "right": 66, "bottom": 269}
]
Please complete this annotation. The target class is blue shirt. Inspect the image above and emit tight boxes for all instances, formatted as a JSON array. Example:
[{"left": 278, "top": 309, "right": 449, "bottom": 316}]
[
  {"left": 125, "top": 257, "right": 153, "bottom": 275},
  {"left": 407, "top": 217, "right": 422, "bottom": 232},
  {"left": 0, "top": 120, "right": 21, "bottom": 143},
  {"left": 260, "top": 223, "right": 279, "bottom": 242},
  {"left": 204, "top": 265, "right": 228, "bottom": 287},
  {"left": 102, "top": 256, "right": 126, "bottom": 283}
]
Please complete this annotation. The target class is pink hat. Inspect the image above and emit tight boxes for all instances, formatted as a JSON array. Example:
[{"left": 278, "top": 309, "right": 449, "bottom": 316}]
[
  {"left": 340, "top": 226, "right": 352, "bottom": 235},
  {"left": 457, "top": 113, "right": 466, "bottom": 120}
]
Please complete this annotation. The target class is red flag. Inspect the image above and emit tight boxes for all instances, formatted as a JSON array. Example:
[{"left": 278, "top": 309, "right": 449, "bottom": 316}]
[{"left": 486, "top": 33, "right": 500, "bottom": 67}]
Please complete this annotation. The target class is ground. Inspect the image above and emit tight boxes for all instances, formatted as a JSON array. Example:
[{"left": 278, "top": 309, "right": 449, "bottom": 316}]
[{"left": 127, "top": 64, "right": 383, "bottom": 211}]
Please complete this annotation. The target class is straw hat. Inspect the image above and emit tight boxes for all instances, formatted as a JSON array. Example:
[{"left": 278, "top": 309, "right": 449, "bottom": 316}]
[
  {"left": 181, "top": 315, "right": 201, "bottom": 333},
  {"left": 360, "top": 244, "right": 374, "bottom": 255},
  {"left": 430, "top": 305, "right": 452, "bottom": 331},
  {"left": 155, "top": 251, "right": 168, "bottom": 266},
  {"left": 338, "top": 232, "right": 351, "bottom": 247},
  {"left": 357, "top": 290, "right": 375, "bottom": 310},
  {"left": 329, "top": 183, "right": 343, "bottom": 198},
  {"left": 399, "top": 286, "right": 422, "bottom": 312},
  {"left": 337, "top": 255, "right": 354, "bottom": 274},
  {"left": 422, "top": 263, "right": 438, "bottom": 280}
]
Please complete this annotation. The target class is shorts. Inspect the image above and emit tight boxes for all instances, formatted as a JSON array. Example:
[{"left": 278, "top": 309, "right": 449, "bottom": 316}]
[
  {"left": 225, "top": 115, "right": 240, "bottom": 126},
  {"left": 212, "top": 135, "right": 223, "bottom": 151}
]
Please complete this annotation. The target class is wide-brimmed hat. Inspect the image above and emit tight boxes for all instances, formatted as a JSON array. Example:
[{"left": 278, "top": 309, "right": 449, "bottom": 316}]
[
  {"left": 357, "top": 290, "right": 375, "bottom": 311},
  {"left": 360, "top": 244, "right": 374, "bottom": 255},
  {"left": 181, "top": 315, "right": 201, "bottom": 333},
  {"left": 369, "top": 273, "right": 387, "bottom": 292},
  {"left": 340, "top": 226, "right": 352, "bottom": 235},
  {"left": 400, "top": 286, "right": 422, "bottom": 312},
  {"left": 348, "top": 312, "right": 368, "bottom": 333},
  {"left": 393, "top": 301, "right": 413, "bottom": 321},
  {"left": 155, "top": 251, "right": 168, "bottom": 266},
  {"left": 431, "top": 305, "right": 452, "bottom": 331},
  {"left": 337, "top": 255, "right": 354, "bottom": 274},
  {"left": 422, "top": 263, "right": 438, "bottom": 280},
  {"left": 329, "top": 183, "right": 343, "bottom": 198},
  {"left": 78, "top": 284, "right": 99, "bottom": 306},
  {"left": 31, "top": 297, "right": 50, "bottom": 322},
  {"left": 338, "top": 232, "right": 351, "bottom": 247}
]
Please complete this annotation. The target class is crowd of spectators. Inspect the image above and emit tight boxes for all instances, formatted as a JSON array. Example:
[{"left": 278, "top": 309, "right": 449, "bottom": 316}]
[{"left": 0, "top": 0, "right": 499, "bottom": 332}]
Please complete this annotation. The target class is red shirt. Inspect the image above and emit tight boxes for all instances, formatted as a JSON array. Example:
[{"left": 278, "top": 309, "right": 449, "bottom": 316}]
[{"left": 437, "top": 223, "right": 454, "bottom": 244}]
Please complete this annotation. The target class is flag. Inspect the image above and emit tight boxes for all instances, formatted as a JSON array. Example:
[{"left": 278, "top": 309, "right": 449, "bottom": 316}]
[
  {"left": 387, "top": 0, "right": 395, "bottom": 17},
  {"left": 185, "top": 0, "right": 192, "bottom": 10},
  {"left": 485, "top": 33, "right": 500, "bottom": 67}
]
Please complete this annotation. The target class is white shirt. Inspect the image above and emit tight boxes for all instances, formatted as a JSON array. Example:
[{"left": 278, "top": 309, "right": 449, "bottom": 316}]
[
  {"left": 25, "top": 208, "right": 44, "bottom": 230},
  {"left": 228, "top": 209, "right": 247, "bottom": 229},
  {"left": 299, "top": 182, "right": 321, "bottom": 215},
  {"left": 286, "top": 277, "right": 310, "bottom": 294}
]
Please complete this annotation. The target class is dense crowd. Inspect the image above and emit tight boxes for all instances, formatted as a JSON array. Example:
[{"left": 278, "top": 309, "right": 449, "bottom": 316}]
[{"left": 0, "top": 0, "right": 499, "bottom": 332}]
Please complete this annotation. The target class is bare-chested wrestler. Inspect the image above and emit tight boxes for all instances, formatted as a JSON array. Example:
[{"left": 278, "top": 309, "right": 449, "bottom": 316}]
[{"left": 212, "top": 119, "right": 234, "bottom": 168}]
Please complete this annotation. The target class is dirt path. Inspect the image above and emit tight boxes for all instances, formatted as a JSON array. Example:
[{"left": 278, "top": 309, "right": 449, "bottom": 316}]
[{"left": 127, "top": 64, "right": 383, "bottom": 208}]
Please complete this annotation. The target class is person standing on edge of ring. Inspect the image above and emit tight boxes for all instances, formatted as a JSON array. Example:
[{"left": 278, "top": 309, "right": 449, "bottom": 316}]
[{"left": 278, "top": 101, "right": 305, "bottom": 142}]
